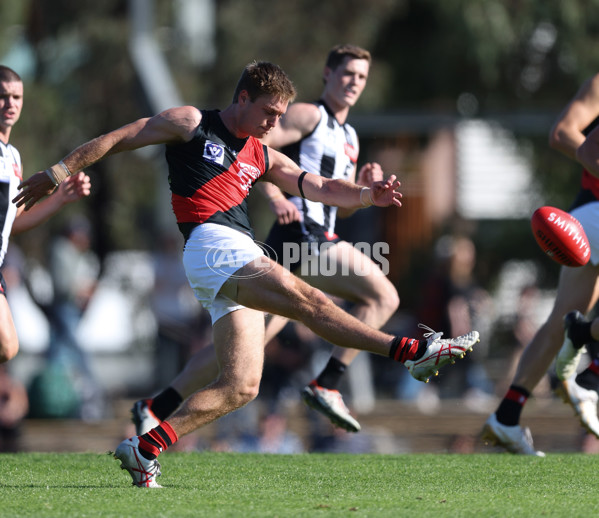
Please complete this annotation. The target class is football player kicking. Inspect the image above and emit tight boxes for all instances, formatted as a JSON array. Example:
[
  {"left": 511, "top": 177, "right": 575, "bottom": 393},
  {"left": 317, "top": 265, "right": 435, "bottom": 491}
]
[
  {"left": 130, "top": 44, "right": 400, "bottom": 436},
  {"left": 16, "top": 61, "right": 479, "bottom": 488}
]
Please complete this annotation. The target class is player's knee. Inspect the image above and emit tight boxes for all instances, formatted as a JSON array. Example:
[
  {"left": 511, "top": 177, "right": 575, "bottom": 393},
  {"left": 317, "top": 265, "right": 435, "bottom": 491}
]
[
  {"left": 383, "top": 283, "right": 400, "bottom": 314},
  {"left": 222, "top": 374, "right": 261, "bottom": 409},
  {"left": 367, "top": 279, "right": 400, "bottom": 316},
  {"left": 228, "top": 381, "right": 260, "bottom": 408}
]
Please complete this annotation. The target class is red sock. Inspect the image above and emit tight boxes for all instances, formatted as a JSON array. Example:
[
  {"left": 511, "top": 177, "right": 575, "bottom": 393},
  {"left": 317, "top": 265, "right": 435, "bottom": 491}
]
[
  {"left": 389, "top": 336, "right": 420, "bottom": 363},
  {"left": 138, "top": 421, "right": 178, "bottom": 460}
]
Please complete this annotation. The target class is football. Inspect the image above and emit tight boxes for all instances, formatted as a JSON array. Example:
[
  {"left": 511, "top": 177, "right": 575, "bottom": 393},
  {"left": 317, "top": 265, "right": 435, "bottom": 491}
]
[{"left": 531, "top": 206, "right": 590, "bottom": 267}]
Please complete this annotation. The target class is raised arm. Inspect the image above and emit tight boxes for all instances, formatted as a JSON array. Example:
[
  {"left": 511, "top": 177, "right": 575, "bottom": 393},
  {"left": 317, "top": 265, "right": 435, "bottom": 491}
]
[{"left": 13, "top": 106, "right": 202, "bottom": 210}]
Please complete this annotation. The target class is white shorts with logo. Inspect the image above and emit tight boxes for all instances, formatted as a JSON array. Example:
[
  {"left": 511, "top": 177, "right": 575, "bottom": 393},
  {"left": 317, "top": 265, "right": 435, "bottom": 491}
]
[
  {"left": 570, "top": 201, "right": 599, "bottom": 266},
  {"left": 183, "top": 223, "right": 265, "bottom": 323}
]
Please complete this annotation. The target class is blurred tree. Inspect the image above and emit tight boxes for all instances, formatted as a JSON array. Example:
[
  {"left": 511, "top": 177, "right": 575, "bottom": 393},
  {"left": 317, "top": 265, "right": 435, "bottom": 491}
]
[{"left": 371, "top": 0, "right": 599, "bottom": 209}]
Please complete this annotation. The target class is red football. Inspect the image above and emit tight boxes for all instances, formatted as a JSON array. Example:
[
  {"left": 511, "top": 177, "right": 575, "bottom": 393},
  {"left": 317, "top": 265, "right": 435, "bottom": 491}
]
[{"left": 531, "top": 206, "right": 590, "bottom": 267}]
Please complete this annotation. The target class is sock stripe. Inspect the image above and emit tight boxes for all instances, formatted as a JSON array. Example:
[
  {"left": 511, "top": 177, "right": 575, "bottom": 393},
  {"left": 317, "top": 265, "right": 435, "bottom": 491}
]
[
  {"left": 396, "top": 337, "right": 410, "bottom": 362},
  {"left": 138, "top": 436, "right": 162, "bottom": 458},
  {"left": 389, "top": 336, "right": 402, "bottom": 362},
  {"left": 505, "top": 388, "right": 528, "bottom": 405},
  {"left": 401, "top": 338, "right": 419, "bottom": 363},
  {"left": 390, "top": 337, "right": 410, "bottom": 362},
  {"left": 390, "top": 336, "right": 420, "bottom": 363},
  {"left": 138, "top": 422, "right": 179, "bottom": 460},
  {"left": 160, "top": 420, "right": 179, "bottom": 444}
]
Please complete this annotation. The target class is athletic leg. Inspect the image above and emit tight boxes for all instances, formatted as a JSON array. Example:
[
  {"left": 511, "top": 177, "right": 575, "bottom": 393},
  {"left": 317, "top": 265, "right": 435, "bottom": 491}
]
[{"left": 115, "top": 308, "right": 265, "bottom": 486}]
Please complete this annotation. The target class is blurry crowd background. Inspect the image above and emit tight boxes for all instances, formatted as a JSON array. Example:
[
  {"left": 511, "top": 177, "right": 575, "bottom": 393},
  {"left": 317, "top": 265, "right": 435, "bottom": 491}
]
[{"left": 0, "top": 0, "right": 597, "bottom": 452}]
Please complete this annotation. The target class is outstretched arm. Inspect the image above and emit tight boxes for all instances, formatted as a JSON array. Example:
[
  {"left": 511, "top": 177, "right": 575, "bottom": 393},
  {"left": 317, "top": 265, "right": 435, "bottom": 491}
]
[
  {"left": 11, "top": 172, "right": 91, "bottom": 235},
  {"left": 264, "top": 148, "right": 402, "bottom": 209},
  {"left": 13, "top": 106, "right": 202, "bottom": 210}
]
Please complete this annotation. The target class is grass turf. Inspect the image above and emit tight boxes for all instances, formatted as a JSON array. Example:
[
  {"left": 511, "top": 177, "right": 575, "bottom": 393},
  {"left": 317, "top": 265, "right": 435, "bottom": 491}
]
[{"left": 0, "top": 452, "right": 597, "bottom": 517}]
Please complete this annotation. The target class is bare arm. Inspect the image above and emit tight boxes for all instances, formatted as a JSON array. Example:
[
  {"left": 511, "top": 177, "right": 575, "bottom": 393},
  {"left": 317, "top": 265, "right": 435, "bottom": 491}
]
[
  {"left": 13, "top": 106, "right": 202, "bottom": 210},
  {"left": 263, "top": 148, "right": 402, "bottom": 209},
  {"left": 549, "top": 74, "right": 599, "bottom": 161},
  {"left": 11, "top": 172, "right": 91, "bottom": 234}
]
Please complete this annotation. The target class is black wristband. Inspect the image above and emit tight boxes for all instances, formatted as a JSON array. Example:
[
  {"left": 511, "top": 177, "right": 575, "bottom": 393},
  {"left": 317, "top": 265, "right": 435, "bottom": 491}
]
[{"left": 298, "top": 171, "right": 308, "bottom": 198}]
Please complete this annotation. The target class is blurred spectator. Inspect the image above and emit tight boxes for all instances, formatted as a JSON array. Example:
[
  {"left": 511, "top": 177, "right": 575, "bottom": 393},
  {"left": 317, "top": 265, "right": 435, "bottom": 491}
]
[
  {"left": 0, "top": 364, "right": 28, "bottom": 452},
  {"left": 400, "top": 234, "right": 494, "bottom": 409},
  {"left": 46, "top": 215, "right": 103, "bottom": 419},
  {"left": 228, "top": 410, "right": 305, "bottom": 454}
]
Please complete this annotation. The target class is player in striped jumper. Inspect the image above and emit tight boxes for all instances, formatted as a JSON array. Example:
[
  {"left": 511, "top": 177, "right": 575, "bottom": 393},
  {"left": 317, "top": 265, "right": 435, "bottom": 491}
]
[{"left": 0, "top": 65, "right": 91, "bottom": 365}]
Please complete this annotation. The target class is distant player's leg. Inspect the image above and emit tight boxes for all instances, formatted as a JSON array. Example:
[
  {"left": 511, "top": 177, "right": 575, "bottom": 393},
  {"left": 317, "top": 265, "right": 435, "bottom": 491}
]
[
  {"left": 297, "top": 241, "right": 399, "bottom": 432},
  {"left": 483, "top": 262, "right": 599, "bottom": 455},
  {"left": 554, "top": 312, "right": 599, "bottom": 438}
]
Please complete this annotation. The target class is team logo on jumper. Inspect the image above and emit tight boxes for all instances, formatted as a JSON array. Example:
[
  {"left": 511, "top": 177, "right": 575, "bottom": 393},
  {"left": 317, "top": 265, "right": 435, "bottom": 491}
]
[
  {"left": 344, "top": 143, "right": 358, "bottom": 162},
  {"left": 237, "top": 162, "right": 261, "bottom": 192},
  {"left": 203, "top": 141, "right": 225, "bottom": 165}
]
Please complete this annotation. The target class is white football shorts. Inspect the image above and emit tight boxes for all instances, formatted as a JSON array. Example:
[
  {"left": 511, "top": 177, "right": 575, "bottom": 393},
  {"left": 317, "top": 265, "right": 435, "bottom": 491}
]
[
  {"left": 182, "top": 223, "right": 266, "bottom": 323},
  {"left": 570, "top": 201, "right": 599, "bottom": 266}
]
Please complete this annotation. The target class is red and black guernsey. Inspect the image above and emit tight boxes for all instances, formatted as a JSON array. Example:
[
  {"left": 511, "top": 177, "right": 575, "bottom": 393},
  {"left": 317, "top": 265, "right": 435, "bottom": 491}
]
[{"left": 165, "top": 110, "right": 269, "bottom": 240}]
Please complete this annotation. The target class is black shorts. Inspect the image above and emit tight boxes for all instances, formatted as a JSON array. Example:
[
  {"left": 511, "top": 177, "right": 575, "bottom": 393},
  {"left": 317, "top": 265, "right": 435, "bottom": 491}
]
[{"left": 264, "top": 219, "right": 341, "bottom": 270}]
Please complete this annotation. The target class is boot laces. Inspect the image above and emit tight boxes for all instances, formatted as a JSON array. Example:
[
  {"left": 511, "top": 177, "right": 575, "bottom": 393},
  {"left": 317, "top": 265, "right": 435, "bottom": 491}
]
[{"left": 418, "top": 323, "right": 443, "bottom": 341}]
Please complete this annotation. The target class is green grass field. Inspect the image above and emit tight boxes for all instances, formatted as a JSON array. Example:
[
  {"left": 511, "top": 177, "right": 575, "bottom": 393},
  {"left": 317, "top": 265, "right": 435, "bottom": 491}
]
[{"left": 0, "top": 452, "right": 597, "bottom": 517}]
